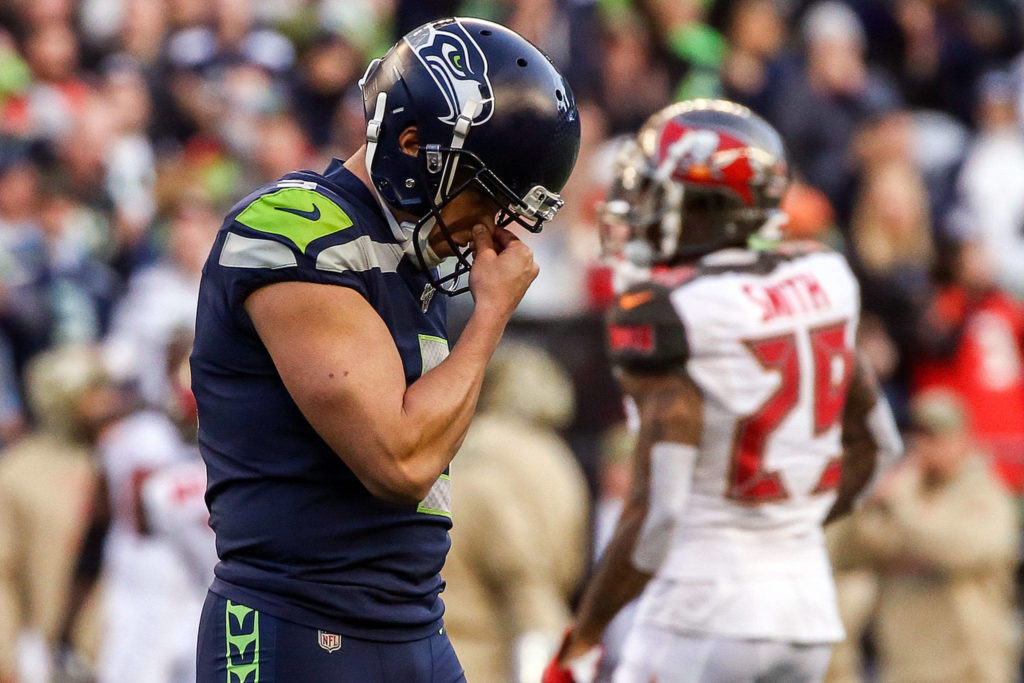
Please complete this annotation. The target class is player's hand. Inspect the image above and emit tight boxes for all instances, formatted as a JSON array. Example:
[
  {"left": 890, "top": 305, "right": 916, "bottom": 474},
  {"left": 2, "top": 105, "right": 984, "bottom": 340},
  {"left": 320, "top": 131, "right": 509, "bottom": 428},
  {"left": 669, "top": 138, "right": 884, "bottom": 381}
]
[
  {"left": 542, "top": 628, "right": 602, "bottom": 683},
  {"left": 469, "top": 224, "right": 539, "bottom": 317}
]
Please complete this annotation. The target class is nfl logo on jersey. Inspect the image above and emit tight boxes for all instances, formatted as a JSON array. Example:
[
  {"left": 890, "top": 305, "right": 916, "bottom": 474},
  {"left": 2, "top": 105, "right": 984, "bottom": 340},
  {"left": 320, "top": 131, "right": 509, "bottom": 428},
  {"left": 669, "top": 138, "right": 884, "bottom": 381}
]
[{"left": 318, "top": 631, "right": 342, "bottom": 653}]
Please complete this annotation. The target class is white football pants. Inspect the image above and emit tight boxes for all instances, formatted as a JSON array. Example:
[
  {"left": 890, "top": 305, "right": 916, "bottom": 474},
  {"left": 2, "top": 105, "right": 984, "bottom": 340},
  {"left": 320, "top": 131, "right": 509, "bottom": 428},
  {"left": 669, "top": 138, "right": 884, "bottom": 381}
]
[{"left": 613, "top": 622, "right": 833, "bottom": 683}]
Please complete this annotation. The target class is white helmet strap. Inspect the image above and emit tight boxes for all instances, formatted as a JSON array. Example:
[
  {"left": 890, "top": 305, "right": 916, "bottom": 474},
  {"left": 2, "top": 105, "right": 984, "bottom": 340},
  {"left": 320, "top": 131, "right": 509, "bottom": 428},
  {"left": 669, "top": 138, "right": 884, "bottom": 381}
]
[
  {"left": 433, "top": 100, "right": 479, "bottom": 204},
  {"left": 364, "top": 90, "right": 408, "bottom": 243}
]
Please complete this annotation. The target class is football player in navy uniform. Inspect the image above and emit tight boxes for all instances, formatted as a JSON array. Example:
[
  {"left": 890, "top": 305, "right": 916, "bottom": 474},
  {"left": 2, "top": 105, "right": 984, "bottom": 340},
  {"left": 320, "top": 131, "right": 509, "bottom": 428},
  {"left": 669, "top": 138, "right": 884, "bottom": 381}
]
[
  {"left": 191, "top": 18, "right": 579, "bottom": 682},
  {"left": 543, "top": 100, "right": 900, "bottom": 683}
]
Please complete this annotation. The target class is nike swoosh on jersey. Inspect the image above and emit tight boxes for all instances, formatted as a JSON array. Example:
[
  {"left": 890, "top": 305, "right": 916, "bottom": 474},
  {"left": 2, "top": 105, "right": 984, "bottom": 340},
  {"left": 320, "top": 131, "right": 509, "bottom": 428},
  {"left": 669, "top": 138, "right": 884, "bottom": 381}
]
[
  {"left": 619, "top": 290, "right": 654, "bottom": 310},
  {"left": 275, "top": 204, "right": 321, "bottom": 221},
  {"left": 235, "top": 187, "right": 353, "bottom": 253}
]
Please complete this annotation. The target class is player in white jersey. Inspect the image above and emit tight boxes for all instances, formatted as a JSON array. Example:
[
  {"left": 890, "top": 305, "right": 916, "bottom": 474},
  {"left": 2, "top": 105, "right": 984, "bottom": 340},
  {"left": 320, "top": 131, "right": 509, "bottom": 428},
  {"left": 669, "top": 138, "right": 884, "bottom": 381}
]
[
  {"left": 142, "top": 459, "right": 215, "bottom": 593},
  {"left": 545, "top": 100, "right": 901, "bottom": 683},
  {"left": 95, "top": 409, "right": 196, "bottom": 683},
  {"left": 139, "top": 347, "right": 214, "bottom": 597},
  {"left": 60, "top": 336, "right": 202, "bottom": 683},
  {"left": 140, "top": 456, "right": 215, "bottom": 681}
]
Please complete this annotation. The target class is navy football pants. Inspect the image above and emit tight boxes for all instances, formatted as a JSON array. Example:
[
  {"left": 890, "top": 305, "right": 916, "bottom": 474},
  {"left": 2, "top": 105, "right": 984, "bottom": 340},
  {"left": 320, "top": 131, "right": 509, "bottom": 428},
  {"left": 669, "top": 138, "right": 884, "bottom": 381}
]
[{"left": 196, "top": 591, "right": 466, "bottom": 682}]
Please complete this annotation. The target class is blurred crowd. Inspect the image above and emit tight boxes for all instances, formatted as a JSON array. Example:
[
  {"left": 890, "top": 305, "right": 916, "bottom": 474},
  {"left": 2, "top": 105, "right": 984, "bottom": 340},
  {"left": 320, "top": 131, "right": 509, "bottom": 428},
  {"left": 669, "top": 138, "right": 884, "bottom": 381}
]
[{"left": 4, "top": 0, "right": 1024, "bottom": 681}]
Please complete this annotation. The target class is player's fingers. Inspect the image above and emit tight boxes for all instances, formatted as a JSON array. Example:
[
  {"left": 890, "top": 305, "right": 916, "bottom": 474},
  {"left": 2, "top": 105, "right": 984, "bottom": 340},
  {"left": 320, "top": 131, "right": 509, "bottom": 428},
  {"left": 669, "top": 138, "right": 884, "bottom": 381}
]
[
  {"left": 471, "top": 224, "right": 494, "bottom": 256},
  {"left": 493, "top": 227, "right": 520, "bottom": 251}
]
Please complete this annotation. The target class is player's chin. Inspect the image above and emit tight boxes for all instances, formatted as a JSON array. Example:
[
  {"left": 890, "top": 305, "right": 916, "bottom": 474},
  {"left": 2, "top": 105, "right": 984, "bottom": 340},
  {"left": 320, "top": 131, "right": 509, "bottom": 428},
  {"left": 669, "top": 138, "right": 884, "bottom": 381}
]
[
  {"left": 429, "top": 239, "right": 462, "bottom": 260},
  {"left": 432, "top": 227, "right": 475, "bottom": 256}
]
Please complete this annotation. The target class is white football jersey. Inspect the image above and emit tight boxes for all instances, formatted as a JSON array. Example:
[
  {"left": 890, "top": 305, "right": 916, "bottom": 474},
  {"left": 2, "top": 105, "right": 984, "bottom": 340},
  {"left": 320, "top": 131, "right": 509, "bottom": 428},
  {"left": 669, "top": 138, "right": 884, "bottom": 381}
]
[
  {"left": 98, "top": 411, "right": 192, "bottom": 587},
  {"left": 608, "top": 244, "right": 860, "bottom": 643},
  {"left": 142, "top": 458, "right": 216, "bottom": 592},
  {"left": 96, "top": 411, "right": 198, "bottom": 683}
]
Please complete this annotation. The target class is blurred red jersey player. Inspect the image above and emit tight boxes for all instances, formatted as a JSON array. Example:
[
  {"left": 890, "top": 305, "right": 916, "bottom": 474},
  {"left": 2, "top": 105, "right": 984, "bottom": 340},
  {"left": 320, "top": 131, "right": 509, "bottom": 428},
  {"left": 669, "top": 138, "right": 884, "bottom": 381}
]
[{"left": 914, "top": 241, "right": 1024, "bottom": 492}]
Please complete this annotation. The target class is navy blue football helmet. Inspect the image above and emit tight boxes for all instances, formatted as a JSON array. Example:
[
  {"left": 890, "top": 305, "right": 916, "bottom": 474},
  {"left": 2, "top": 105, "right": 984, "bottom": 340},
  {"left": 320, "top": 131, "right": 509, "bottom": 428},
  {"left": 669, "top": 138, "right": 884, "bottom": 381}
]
[{"left": 360, "top": 17, "right": 581, "bottom": 295}]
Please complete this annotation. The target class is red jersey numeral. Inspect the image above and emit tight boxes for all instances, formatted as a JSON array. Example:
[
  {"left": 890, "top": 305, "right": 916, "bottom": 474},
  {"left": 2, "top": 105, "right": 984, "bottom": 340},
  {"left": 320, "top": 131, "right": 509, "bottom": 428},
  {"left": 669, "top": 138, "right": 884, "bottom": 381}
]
[
  {"left": 727, "top": 321, "right": 853, "bottom": 504},
  {"left": 811, "top": 322, "right": 855, "bottom": 434},
  {"left": 727, "top": 336, "right": 798, "bottom": 503}
]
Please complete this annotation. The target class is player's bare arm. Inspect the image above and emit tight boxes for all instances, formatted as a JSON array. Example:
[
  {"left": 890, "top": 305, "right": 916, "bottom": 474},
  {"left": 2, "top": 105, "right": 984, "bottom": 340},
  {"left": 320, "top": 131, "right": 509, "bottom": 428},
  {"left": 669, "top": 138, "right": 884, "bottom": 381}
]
[
  {"left": 246, "top": 226, "right": 537, "bottom": 505},
  {"left": 548, "top": 100, "right": 862, "bottom": 683},
  {"left": 559, "top": 371, "right": 703, "bottom": 662},
  {"left": 192, "top": 19, "right": 578, "bottom": 678},
  {"left": 825, "top": 353, "right": 902, "bottom": 524}
]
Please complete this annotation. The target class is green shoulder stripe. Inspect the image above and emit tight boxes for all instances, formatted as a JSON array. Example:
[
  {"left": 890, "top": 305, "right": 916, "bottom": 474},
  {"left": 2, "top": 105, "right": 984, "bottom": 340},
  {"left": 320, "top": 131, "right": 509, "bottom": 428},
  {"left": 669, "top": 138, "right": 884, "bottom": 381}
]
[{"left": 235, "top": 187, "right": 353, "bottom": 254}]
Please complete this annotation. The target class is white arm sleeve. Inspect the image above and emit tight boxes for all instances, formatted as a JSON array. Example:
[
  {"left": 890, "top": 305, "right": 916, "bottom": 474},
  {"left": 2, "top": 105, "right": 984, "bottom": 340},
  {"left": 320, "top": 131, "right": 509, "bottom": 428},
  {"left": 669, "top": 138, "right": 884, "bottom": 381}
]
[
  {"left": 623, "top": 396, "right": 640, "bottom": 435},
  {"left": 857, "top": 396, "right": 903, "bottom": 504},
  {"left": 631, "top": 442, "right": 697, "bottom": 573},
  {"left": 513, "top": 630, "right": 561, "bottom": 683}
]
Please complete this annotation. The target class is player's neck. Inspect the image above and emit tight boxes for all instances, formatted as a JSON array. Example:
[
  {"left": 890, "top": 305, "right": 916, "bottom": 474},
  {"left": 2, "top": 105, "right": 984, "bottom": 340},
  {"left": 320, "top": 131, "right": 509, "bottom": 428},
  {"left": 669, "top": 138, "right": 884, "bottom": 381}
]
[{"left": 344, "top": 146, "right": 373, "bottom": 191}]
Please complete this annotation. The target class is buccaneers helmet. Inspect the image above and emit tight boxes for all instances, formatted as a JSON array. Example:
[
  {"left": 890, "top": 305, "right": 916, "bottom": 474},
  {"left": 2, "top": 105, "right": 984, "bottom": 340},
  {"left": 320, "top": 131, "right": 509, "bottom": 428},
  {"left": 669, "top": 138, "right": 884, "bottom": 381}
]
[
  {"left": 360, "top": 17, "right": 581, "bottom": 294},
  {"left": 600, "top": 99, "right": 789, "bottom": 266}
]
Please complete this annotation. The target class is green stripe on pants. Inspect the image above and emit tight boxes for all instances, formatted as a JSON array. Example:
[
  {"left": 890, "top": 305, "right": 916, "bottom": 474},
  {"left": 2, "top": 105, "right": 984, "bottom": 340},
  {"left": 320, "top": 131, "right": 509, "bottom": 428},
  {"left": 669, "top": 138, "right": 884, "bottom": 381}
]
[{"left": 225, "top": 600, "right": 259, "bottom": 683}]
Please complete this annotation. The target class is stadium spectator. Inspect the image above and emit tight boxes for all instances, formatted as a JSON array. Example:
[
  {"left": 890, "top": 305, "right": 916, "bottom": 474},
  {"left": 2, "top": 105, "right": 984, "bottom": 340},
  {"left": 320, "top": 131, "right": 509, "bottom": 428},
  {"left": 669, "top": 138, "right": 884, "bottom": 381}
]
[
  {"left": 0, "top": 137, "right": 49, "bottom": 431},
  {"left": 250, "top": 113, "right": 316, "bottom": 184},
  {"left": 771, "top": 1, "right": 901, "bottom": 208},
  {"left": 914, "top": 240, "right": 1024, "bottom": 491},
  {"left": 718, "top": 0, "right": 789, "bottom": 116},
  {"left": 444, "top": 342, "right": 589, "bottom": 682},
  {"left": 831, "top": 390, "right": 1021, "bottom": 683},
  {"left": 36, "top": 188, "right": 121, "bottom": 346},
  {"left": 515, "top": 101, "right": 610, "bottom": 318},
  {"left": 849, "top": 160, "right": 935, "bottom": 406},
  {"left": 0, "top": 345, "right": 111, "bottom": 683},
  {"left": 597, "top": 11, "right": 672, "bottom": 135},
  {"left": 67, "top": 331, "right": 201, "bottom": 683},
  {"left": 290, "top": 32, "right": 363, "bottom": 148},
  {"left": 53, "top": 96, "right": 118, "bottom": 231},
  {"left": 845, "top": 108, "right": 916, "bottom": 223},
  {"left": 12, "top": 20, "right": 89, "bottom": 142},
  {"left": 100, "top": 55, "right": 158, "bottom": 251},
  {"left": 823, "top": 516, "right": 879, "bottom": 683},
  {"left": 103, "top": 193, "right": 216, "bottom": 405},
  {"left": 955, "top": 69, "right": 1024, "bottom": 298},
  {"left": 891, "top": 0, "right": 1021, "bottom": 124}
]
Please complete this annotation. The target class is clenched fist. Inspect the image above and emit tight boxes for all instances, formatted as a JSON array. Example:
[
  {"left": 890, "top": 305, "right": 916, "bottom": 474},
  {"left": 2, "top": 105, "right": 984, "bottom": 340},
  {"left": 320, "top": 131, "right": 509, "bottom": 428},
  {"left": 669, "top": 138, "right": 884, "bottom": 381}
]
[{"left": 469, "top": 224, "right": 539, "bottom": 319}]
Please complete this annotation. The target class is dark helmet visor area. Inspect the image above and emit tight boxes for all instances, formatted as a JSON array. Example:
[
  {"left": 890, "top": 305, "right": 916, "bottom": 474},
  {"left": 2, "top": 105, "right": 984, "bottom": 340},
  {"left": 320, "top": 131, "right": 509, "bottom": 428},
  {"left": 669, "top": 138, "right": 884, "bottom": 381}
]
[
  {"left": 411, "top": 144, "right": 564, "bottom": 296},
  {"left": 672, "top": 187, "right": 765, "bottom": 259},
  {"left": 600, "top": 173, "right": 778, "bottom": 264}
]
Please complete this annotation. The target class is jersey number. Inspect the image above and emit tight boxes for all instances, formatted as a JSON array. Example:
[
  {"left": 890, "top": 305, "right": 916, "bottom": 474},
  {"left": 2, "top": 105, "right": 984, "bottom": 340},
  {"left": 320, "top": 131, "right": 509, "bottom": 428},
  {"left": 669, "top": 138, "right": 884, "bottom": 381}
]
[{"left": 726, "top": 321, "right": 853, "bottom": 504}]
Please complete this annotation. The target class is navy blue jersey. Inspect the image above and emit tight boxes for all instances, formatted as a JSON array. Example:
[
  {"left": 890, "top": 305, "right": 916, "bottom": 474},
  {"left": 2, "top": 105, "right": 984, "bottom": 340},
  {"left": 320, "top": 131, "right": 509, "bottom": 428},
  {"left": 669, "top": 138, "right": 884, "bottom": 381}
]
[{"left": 191, "top": 160, "right": 453, "bottom": 642}]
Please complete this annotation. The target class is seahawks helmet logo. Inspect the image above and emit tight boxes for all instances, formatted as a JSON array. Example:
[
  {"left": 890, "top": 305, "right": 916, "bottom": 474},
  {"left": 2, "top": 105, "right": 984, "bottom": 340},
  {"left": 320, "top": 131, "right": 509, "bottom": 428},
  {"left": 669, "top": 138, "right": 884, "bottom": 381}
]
[{"left": 406, "top": 20, "right": 494, "bottom": 126}]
